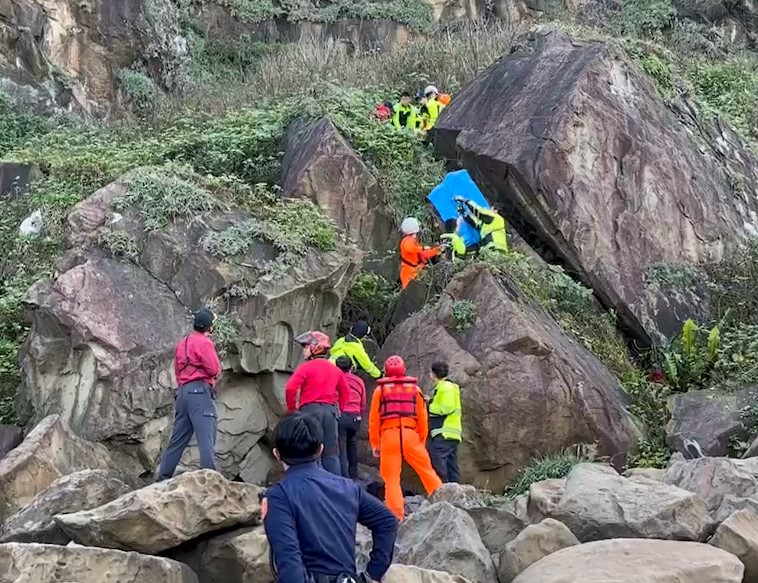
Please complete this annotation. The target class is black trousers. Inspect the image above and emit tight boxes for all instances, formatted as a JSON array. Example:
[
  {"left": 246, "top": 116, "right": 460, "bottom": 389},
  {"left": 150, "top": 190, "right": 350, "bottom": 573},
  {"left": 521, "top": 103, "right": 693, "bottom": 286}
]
[
  {"left": 428, "top": 435, "right": 460, "bottom": 483},
  {"left": 339, "top": 412, "right": 361, "bottom": 479},
  {"left": 300, "top": 403, "right": 341, "bottom": 475}
]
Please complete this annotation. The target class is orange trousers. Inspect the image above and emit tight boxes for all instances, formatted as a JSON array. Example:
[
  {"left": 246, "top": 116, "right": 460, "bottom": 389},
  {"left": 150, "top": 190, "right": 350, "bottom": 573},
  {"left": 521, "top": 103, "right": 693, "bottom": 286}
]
[{"left": 379, "top": 427, "right": 442, "bottom": 520}]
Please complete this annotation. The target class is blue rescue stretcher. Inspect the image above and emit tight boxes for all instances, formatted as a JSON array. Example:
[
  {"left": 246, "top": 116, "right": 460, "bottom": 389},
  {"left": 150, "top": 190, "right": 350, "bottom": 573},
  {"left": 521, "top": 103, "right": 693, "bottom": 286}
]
[{"left": 426, "top": 169, "right": 492, "bottom": 248}]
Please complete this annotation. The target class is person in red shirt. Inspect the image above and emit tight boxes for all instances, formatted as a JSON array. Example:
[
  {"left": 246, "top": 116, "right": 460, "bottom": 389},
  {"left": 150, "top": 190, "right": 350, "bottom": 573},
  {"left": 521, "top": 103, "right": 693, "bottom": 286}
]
[
  {"left": 285, "top": 331, "right": 349, "bottom": 476},
  {"left": 335, "top": 355, "right": 367, "bottom": 480},
  {"left": 157, "top": 308, "right": 222, "bottom": 481}
]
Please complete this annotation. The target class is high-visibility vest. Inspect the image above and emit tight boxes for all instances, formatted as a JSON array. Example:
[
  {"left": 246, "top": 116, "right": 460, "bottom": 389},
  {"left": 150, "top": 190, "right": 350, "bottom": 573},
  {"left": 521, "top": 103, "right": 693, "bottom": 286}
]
[
  {"left": 428, "top": 379, "right": 462, "bottom": 441},
  {"left": 377, "top": 377, "right": 419, "bottom": 421}
]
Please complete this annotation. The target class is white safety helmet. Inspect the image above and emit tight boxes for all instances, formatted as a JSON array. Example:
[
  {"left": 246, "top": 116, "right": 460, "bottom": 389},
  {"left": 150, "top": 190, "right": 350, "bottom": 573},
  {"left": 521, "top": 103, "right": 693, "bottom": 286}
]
[
  {"left": 400, "top": 217, "right": 421, "bottom": 235},
  {"left": 424, "top": 85, "right": 439, "bottom": 96}
]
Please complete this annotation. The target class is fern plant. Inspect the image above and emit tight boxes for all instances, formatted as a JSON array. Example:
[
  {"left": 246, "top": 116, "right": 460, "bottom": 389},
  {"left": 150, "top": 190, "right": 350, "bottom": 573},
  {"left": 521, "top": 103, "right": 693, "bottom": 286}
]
[{"left": 661, "top": 318, "right": 720, "bottom": 392}]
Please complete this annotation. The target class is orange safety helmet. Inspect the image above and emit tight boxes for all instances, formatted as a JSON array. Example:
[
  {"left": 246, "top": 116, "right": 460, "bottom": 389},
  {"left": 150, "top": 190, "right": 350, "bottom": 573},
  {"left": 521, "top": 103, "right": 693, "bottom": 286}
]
[
  {"left": 295, "top": 330, "right": 331, "bottom": 358},
  {"left": 384, "top": 355, "right": 406, "bottom": 377}
]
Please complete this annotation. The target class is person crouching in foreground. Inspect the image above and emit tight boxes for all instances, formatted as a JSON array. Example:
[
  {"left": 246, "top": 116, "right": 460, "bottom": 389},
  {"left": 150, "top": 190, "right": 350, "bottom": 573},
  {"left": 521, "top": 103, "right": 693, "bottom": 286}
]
[
  {"left": 264, "top": 413, "right": 398, "bottom": 583},
  {"left": 368, "top": 355, "right": 442, "bottom": 521}
]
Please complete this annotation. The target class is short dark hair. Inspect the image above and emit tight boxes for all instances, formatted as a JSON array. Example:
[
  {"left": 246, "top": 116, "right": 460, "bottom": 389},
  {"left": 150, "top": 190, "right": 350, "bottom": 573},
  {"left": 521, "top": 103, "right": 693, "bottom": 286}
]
[
  {"left": 444, "top": 218, "right": 457, "bottom": 233},
  {"left": 335, "top": 355, "right": 353, "bottom": 372},
  {"left": 274, "top": 413, "right": 323, "bottom": 464},
  {"left": 400, "top": 91, "right": 411, "bottom": 98},
  {"left": 431, "top": 361, "right": 449, "bottom": 379}
]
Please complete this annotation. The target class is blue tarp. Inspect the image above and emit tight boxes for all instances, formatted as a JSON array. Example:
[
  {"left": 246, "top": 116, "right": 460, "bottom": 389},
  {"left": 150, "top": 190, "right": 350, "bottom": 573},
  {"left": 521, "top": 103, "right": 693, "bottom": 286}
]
[{"left": 426, "top": 169, "right": 492, "bottom": 247}]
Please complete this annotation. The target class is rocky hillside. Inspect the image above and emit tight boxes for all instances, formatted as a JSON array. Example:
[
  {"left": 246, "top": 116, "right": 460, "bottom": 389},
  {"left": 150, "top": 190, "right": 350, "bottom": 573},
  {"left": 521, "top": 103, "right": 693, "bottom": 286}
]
[{"left": 2, "top": 0, "right": 758, "bottom": 579}]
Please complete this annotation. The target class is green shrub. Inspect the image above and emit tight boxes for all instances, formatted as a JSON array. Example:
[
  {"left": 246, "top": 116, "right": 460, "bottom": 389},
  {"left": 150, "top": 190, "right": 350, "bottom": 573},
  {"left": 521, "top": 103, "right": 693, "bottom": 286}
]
[
  {"left": 619, "top": 0, "right": 674, "bottom": 37},
  {"left": 341, "top": 272, "right": 400, "bottom": 345},
  {"left": 705, "top": 237, "right": 758, "bottom": 325},
  {"left": 622, "top": 370, "right": 671, "bottom": 468},
  {"left": 506, "top": 453, "right": 590, "bottom": 497},
  {"left": 646, "top": 262, "right": 700, "bottom": 292},
  {"left": 0, "top": 92, "right": 49, "bottom": 156},
  {"left": 660, "top": 318, "right": 720, "bottom": 392},
  {"left": 452, "top": 299, "right": 477, "bottom": 331},
  {"left": 118, "top": 69, "right": 159, "bottom": 116},
  {"left": 211, "top": 314, "right": 240, "bottom": 358},
  {"left": 98, "top": 230, "right": 140, "bottom": 260}
]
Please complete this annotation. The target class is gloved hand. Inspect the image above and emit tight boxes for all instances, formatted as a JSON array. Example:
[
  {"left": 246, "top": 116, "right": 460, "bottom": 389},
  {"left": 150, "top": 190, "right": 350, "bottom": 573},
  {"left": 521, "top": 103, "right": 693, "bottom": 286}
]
[{"left": 453, "top": 195, "right": 465, "bottom": 203}]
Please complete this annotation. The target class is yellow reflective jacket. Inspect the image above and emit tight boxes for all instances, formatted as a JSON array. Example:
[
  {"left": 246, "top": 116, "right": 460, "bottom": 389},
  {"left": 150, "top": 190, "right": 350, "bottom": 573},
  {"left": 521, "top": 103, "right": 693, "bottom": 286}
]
[
  {"left": 392, "top": 103, "right": 418, "bottom": 130},
  {"left": 425, "top": 98, "right": 444, "bottom": 130},
  {"left": 465, "top": 201, "right": 508, "bottom": 252},
  {"left": 440, "top": 232, "right": 466, "bottom": 258},
  {"left": 330, "top": 335, "right": 381, "bottom": 379},
  {"left": 428, "top": 379, "right": 462, "bottom": 441}
]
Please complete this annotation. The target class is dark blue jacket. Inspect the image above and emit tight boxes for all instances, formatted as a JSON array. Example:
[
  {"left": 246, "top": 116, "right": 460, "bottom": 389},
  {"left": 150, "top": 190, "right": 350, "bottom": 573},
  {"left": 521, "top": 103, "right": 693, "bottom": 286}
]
[{"left": 264, "top": 462, "right": 398, "bottom": 582}]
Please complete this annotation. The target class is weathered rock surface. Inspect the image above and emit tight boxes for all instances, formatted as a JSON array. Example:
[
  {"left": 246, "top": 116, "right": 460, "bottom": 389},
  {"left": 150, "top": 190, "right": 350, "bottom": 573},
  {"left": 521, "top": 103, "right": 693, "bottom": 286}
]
[
  {"left": 282, "top": 117, "right": 396, "bottom": 257},
  {"left": 21, "top": 177, "right": 359, "bottom": 477},
  {"left": 672, "top": 0, "right": 758, "bottom": 46},
  {"left": 0, "top": 426, "right": 23, "bottom": 460},
  {"left": 54, "top": 470, "right": 262, "bottom": 553},
  {"left": 713, "top": 495, "right": 758, "bottom": 523},
  {"left": 465, "top": 506, "right": 525, "bottom": 555},
  {"left": 434, "top": 30, "right": 758, "bottom": 346},
  {"left": 171, "top": 525, "right": 272, "bottom": 583},
  {"left": 527, "top": 479, "right": 565, "bottom": 523},
  {"left": 385, "top": 564, "right": 473, "bottom": 583},
  {"left": 623, "top": 467, "right": 665, "bottom": 481},
  {"left": 666, "top": 387, "right": 758, "bottom": 456},
  {"left": 0, "top": 542, "right": 198, "bottom": 582},
  {"left": 395, "top": 502, "right": 497, "bottom": 583},
  {"left": 710, "top": 509, "right": 758, "bottom": 582},
  {"left": 498, "top": 518, "right": 579, "bottom": 583},
  {"left": 662, "top": 457, "right": 758, "bottom": 514},
  {"left": 549, "top": 464, "right": 713, "bottom": 541},
  {"left": 512, "top": 539, "right": 744, "bottom": 583},
  {"left": 0, "top": 415, "right": 113, "bottom": 522},
  {"left": 428, "top": 483, "right": 484, "bottom": 508},
  {"left": 0, "top": 163, "right": 41, "bottom": 198},
  {"left": 0, "top": 469, "right": 132, "bottom": 544},
  {"left": 379, "top": 264, "right": 639, "bottom": 490},
  {"left": 0, "top": 0, "right": 188, "bottom": 112}
]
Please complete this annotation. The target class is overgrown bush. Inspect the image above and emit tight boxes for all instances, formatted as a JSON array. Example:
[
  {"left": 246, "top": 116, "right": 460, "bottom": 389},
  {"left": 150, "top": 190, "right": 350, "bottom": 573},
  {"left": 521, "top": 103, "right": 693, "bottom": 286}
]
[
  {"left": 617, "top": 0, "right": 674, "bottom": 37},
  {"left": 0, "top": 93, "right": 50, "bottom": 156},
  {"left": 452, "top": 299, "right": 477, "bottom": 331},
  {"left": 659, "top": 318, "right": 720, "bottom": 393},
  {"left": 118, "top": 69, "right": 159, "bottom": 116},
  {"left": 211, "top": 314, "right": 240, "bottom": 358},
  {"left": 506, "top": 452, "right": 590, "bottom": 497},
  {"left": 705, "top": 237, "right": 758, "bottom": 325},
  {"left": 98, "top": 230, "right": 140, "bottom": 260},
  {"left": 341, "top": 272, "right": 399, "bottom": 345}
]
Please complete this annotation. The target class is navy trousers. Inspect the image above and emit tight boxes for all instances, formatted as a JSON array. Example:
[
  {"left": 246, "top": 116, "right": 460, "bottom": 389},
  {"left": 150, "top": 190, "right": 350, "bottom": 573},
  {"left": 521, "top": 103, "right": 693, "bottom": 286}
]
[
  {"left": 428, "top": 435, "right": 460, "bottom": 483},
  {"left": 338, "top": 412, "right": 361, "bottom": 479},
  {"left": 300, "top": 403, "right": 341, "bottom": 476},
  {"left": 157, "top": 381, "right": 218, "bottom": 480}
]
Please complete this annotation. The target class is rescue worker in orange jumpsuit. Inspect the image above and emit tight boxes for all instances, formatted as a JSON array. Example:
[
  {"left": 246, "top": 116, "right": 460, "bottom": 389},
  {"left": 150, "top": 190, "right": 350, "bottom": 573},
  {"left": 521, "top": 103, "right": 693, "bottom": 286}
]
[
  {"left": 399, "top": 217, "right": 439, "bottom": 289},
  {"left": 368, "top": 355, "right": 443, "bottom": 520}
]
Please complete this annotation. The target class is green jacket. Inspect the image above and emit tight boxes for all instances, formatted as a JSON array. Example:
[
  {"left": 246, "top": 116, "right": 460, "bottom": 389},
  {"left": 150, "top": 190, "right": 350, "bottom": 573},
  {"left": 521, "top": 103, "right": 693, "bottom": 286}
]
[
  {"left": 330, "top": 335, "right": 381, "bottom": 379},
  {"left": 441, "top": 232, "right": 466, "bottom": 258},
  {"left": 465, "top": 200, "right": 507, "bottom": 252},
  {"left": 428, "top": 378, "right": 462, "bottom": 441}
]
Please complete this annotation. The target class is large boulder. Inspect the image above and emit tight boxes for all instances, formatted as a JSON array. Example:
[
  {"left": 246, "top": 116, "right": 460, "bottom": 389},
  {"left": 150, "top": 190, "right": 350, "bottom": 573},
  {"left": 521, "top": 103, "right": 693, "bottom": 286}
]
[
  {"left": 433, "top": 30, "right": 758, "bottom": 346},
  {"left": 498, "top": 518, "right": 579, "bottom": 583},
  {"left": 549, "top": 464, "right": 713, "bottom": 541},
  {"left": 527, "top": 479, "right": 565, "bottom": 523},
  {"left": 20, "top": 174, "right": 359, "bottom": 477},
  {"left": 0, "top": 542, "right": 198, "bottom": 582},
  {"left": 662, "top": 457, "right": 758, "bottom": 514},
  {"left": 710, "top": 509, "right": 758, "bottom": 582},
  {"left": 0, "top": 0, "right": 188, "bottom": 112},
  {"left": 281, "top": 117, "right": 396, "bottom": 257},
  {"left": 170, "top": 525, "right": 272, "bottom": 583},
  {"left": 379, "top": 264, "right": 640, "bottom": 490},
  {"left": 395, "top": 502, "right": 497, "bottom": 583},
  {"left": 666, "top": 387, "right": 758, "bottom": 456},
  {"left": 512, "top": 539, "right": 744, "bottom": 583},
  {"left": 0, "top": 469, "right": 133, "bottom": 544},
  {"left": 54, "top": 470, "right": 262, "bottom": 554},
  {"left": 385, "top": 564, "right": 473, "bottom": 583},
  {"left": 0, "top": 426, "right": 22, "bottom": 460},
  {"left": 0, "top": 415, "right": 113, "bottom": 522},
  {"left": 465, "top": 506, "right": 526, "bottom": 555}
]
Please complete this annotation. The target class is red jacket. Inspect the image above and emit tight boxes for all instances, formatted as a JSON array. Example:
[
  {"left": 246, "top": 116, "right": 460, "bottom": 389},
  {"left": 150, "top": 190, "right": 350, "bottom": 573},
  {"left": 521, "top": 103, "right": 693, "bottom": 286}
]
[
  {"left": 342, "top": 371, "right": 367, "bottom": 415},
  {"left": 285, "top": 358, "right": 350, "bottom": 413},
  {"left": 175, "top": 331, "right": 222, "bottom": 387}
]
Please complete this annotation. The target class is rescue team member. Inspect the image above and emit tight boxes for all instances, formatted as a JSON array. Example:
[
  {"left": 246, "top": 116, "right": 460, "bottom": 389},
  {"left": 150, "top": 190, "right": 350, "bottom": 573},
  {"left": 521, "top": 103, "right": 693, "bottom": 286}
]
[
  {"left": 158, "top": 308, "right": 221, "bottom": 480},
  {"left": 335, "top": 356, "right": 366, "bottom": 480},
  {"left": 368, "top": 355, "right": 443, "bottom": 520},
  {"left": 426, "top": 361, "right": 462, "bottom": 483},
  {"left": 264, "top": 413, "right": 398, "bottom": 583},
  {"left": 454, "top": 195, "right": 508, "bottom": 253},
  {"left": 285, "top": 331, "right": 349, "bottom": 476},
  {"left": 440, "top": 218, "right": 466, "bottom": 260},
  {"left": 392, "top": 92, "right": 418, "bottom": 130},
  {"left": 399, "top": 217, "right": 439, "bottom": 289},
  {"left": 330, "top": 320, "right": 381, "bottom": 379},
  {"left": 420, "top": 85, "right": 445, "bottom": 131}
]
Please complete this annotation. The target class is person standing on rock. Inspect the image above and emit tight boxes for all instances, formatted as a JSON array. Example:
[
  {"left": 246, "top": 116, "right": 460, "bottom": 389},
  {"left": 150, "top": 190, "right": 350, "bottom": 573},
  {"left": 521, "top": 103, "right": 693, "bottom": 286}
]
[
  {"left": 157, "top": 308, "right": 221, "bottom": 481},
  {"left": 335, "top": 355, "right": 367, "bottom": 480},
  {"left": 399, "top": 217, "right": 439, "bottom": 289},
  {"left": 368, "top": 355, "right": 442, "bottom": 521},
  {"left": 330, "top": 320, "right": 381, "bottom": 379},
  {"left": 286, "top": 330, "right": 349, "bottom": 476},
  {"left": 264, "top": 412, "right": 398, "bottom": 583},
  {"left": 426, "top": 361, "right": 462, "bottom": 483}
]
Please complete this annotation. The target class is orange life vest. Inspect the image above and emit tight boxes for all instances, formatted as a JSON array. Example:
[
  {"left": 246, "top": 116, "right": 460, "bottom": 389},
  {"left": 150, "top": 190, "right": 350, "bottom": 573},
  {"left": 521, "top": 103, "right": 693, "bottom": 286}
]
[{"left": 377, "top": 377, "right": 419, "bottom": 421}]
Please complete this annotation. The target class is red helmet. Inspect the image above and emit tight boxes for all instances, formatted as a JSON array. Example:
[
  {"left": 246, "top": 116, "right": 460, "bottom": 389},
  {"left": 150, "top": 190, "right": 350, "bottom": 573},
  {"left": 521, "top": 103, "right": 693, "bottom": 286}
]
[
  {"left": 295, "top": 331, "right": 331, "bottom": 358},
  {"left": 384, "top": 355, "right": 406, "bottom": 377}
]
